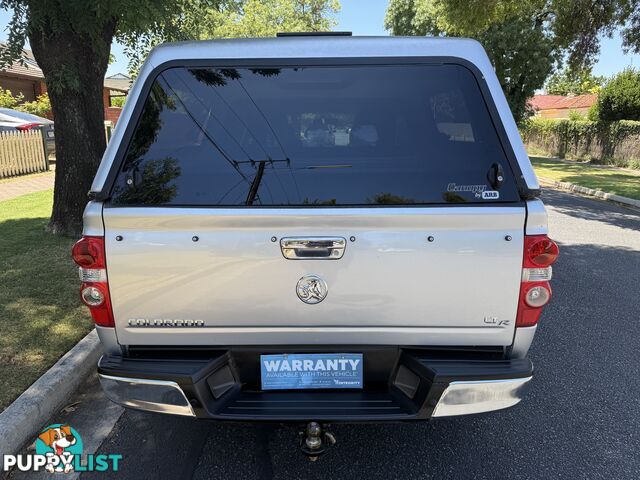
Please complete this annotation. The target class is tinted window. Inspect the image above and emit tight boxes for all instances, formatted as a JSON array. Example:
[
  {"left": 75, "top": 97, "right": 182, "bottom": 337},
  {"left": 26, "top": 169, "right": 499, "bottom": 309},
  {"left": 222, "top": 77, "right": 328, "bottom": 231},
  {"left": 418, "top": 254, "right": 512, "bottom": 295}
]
[{"left": 111, "top": 65, "right": 520, "bottom": 206}]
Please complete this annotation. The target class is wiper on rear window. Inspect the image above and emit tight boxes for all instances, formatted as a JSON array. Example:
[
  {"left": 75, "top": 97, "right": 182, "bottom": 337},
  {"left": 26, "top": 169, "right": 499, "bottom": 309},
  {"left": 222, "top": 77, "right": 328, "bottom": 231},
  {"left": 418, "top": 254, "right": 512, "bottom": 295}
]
[
  {"left": 241, "top": 158, "right": 291, "bottom": 205},
  {"left": 246, "top": 160, "right": 266, "bottom": 205}
]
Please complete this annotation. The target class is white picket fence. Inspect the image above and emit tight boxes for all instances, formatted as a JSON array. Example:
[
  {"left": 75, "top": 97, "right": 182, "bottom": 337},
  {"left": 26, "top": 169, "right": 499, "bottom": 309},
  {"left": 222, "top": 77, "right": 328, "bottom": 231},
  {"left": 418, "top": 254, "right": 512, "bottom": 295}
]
[{"left": 0, "top": 129, "right": 48, "bottom": 179}]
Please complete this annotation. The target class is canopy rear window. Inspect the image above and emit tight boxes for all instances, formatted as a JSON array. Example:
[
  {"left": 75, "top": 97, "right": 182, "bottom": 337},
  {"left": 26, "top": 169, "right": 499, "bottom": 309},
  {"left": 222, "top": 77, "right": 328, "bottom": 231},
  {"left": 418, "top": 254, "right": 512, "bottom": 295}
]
[{"left": 110, "top": 64, "right": 520, "bottom": 206}]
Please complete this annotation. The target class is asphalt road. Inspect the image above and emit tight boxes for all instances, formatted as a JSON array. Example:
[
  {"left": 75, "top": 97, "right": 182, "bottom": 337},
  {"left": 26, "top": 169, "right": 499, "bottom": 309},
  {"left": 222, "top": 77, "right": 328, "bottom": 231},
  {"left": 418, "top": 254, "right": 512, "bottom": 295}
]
[{"left": 83, "top": 190, "right": 640, "bottom": 480}]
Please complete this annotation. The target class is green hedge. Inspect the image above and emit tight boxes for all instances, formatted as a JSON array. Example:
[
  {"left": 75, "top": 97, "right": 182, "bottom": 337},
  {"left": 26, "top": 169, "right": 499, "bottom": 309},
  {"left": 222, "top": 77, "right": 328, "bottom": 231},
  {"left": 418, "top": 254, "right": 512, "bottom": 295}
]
[{"left": 520, "top": 118, "right": 640, "bottom": 169}]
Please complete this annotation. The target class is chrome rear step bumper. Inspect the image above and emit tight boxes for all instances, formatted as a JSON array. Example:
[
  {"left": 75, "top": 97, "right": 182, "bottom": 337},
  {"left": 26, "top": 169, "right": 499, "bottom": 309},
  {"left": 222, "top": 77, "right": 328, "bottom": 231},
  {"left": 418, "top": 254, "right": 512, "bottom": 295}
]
[
  {"left": 431, "top": 377, "right": 532, "bottom": 417},
  {"left": 97, "top": 348, "right": 533, "bottom": 421},
  {"left": 99, "top": 374, "right": 195, "bottom": 417}
]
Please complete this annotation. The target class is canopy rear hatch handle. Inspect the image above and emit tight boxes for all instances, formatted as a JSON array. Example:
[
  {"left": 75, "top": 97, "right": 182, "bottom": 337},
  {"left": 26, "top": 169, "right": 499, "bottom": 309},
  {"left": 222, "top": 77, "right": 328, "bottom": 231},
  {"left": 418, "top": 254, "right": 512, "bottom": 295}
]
[{"left": 280, "top": 237, "right": 346, "bottom": 260}]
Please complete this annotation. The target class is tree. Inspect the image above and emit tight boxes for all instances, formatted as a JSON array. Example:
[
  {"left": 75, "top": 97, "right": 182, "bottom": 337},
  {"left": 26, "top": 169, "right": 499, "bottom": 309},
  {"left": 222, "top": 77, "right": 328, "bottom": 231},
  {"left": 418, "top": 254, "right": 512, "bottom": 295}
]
[
  {"left": 598, "top": 68, "right": 640, "bottom": 121},
  {"left": 110, "top": 95, "right": 126, "bottom": 108},
  {"left": 121, "top": 0, "right": 340, "bottom": 75},
  {"left": 545, "top": 69, "right": 604, "bottom": 96},
  {"left": 385, "top": 0, "right": 640, "bottom": 121},
  {"left": 0, "top": 0, "right": 339, "bottom": 236},
  {"left": 203, "top": 0, "right": 339, "bottom": 37},
  {"left": 385, "top": 1, "right": 558, "bottom": 122},
  {"left": 386, "top": 1, "right": 640, "bottom": 69},
  {"left": 0, "top": 0, "right": 198, "bottom": 235},
  {"left": 475, "top": 15, "right": 557, "bottom": 122}
]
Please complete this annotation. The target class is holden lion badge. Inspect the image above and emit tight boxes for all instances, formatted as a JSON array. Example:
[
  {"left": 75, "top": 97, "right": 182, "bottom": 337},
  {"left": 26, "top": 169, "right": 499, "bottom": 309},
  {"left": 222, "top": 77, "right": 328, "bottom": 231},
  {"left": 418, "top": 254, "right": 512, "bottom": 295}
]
[{"left": 296, "top": 275, "right": 328, "bottom": 304}]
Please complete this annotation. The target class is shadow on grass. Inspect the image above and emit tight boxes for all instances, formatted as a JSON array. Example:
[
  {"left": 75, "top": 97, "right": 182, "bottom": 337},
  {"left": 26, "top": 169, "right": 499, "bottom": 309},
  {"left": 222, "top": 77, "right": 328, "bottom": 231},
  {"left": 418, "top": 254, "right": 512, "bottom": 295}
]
[
  {"left": 0, "top": 216, "right": 92, "bottom": 410},
  {"left": 530, "top": 156, "right": 640, "bottom": 200}
]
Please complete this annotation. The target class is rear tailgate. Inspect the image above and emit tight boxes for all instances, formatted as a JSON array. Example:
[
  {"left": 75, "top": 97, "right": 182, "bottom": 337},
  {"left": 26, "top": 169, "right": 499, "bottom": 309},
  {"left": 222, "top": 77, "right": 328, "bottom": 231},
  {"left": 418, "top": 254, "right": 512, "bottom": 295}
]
[
  {"left": 100, "top": 61, "right": 528, "bottom": 347},
  {"left": 104, "top": 206, "right": 523, "bottom": 346}
]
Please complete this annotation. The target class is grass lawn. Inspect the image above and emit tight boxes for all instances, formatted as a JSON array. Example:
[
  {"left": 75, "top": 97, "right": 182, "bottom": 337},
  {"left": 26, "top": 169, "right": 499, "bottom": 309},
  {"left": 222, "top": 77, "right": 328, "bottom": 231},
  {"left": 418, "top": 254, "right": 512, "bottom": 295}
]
[
  {"left": 530, "top": 156, "right": 640, "bottom": 201},
  {"left": 0, "top": 190, "right": 92, "bottom": 411}
]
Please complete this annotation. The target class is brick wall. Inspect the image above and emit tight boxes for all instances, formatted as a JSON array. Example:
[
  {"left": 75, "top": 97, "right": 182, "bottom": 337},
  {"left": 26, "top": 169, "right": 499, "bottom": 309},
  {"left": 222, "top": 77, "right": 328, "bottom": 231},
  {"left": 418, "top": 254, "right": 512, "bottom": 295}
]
[
  {"left": 104, "top": 106, "right": 122, "bottom": 124},
  {"left": 102, "top": 88, "right": 123, "bottom": 125},
  {"left": 3, "top": 79, "right": 124, "bottom": 124},
  {"left": 0, "top": 75, "right": 39, "bottom": 101},
  {"left": 35, "top": 81, "right": 47, "bottom": 96}
]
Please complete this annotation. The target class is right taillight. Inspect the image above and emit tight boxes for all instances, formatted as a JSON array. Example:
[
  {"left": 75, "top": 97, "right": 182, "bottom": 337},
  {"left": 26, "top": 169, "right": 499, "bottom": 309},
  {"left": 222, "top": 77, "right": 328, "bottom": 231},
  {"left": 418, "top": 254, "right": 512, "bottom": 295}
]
[
  {"left": 517, "top": 235, "right": 559, "bottom": 327},
  {"left": 524, "top": 236, "right": 559, "bottom": 267},
  {"left": 72, "top": 236, "right": 114, "bottom": 327}
]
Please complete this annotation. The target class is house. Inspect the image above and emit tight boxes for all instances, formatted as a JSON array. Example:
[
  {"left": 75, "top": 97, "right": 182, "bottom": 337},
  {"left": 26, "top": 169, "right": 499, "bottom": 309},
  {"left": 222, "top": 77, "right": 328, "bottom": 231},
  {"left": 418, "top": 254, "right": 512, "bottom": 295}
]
[
  {"left": 529, "top": 94, "right": 597, "bottom": 119},
  {"left": 0, "top": 49, "right": 131, "bottom": 124},
  {"left": 0, "top": 49, "right": 45, "bottom": 102},
  {"left": 104, "top": 74, "right": 133, "bottom": 124}
]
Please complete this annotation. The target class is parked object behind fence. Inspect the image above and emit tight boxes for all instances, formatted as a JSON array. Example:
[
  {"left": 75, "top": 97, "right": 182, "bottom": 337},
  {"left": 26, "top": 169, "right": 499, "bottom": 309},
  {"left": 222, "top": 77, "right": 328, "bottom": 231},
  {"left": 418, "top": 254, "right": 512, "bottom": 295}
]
[{"left": 0, "top": 129, "right": 48, "bottom": 178}]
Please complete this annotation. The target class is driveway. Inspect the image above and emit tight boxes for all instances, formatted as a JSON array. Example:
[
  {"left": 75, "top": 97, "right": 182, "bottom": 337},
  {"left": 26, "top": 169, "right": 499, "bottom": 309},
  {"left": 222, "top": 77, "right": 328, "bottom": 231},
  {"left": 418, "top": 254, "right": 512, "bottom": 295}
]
[{"left": 34, "top": 189, "right": 640, "bottom": 479}]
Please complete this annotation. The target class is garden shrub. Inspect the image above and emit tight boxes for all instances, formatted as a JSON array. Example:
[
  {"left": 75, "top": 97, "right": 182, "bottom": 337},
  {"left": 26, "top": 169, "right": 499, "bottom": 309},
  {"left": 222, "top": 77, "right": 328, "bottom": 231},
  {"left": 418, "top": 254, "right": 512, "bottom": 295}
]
[
  {"left": 521, "top": 117, "right": 640, "bottom": 169},
  {"left": 598, "top": 69, "right": 640, "bottom": 122}
]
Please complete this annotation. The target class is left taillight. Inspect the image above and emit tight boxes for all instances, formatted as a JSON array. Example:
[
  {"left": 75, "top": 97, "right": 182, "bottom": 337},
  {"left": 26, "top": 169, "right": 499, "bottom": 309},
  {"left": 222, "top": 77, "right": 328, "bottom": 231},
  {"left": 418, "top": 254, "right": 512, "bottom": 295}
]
[
  {"left": 516, "top": 235, "right": 559, "bottom": 327},
  {"left": 72, "top": 236, "right": 113, "bottom": 327}
]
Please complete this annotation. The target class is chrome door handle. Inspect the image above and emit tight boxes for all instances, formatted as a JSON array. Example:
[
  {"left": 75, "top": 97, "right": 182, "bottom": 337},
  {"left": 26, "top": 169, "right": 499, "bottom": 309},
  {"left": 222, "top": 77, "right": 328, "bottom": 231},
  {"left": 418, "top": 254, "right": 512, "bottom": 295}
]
[{"left": 280, "top": 237, "right": 346, "bottom": 260}]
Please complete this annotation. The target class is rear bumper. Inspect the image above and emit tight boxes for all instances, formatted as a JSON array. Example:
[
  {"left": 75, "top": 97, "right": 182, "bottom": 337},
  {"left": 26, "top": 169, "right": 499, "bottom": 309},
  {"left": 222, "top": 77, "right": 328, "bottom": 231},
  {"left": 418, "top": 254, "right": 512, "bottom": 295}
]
[{"left": 97, "top": 348, "right": 533, "bottom": 422}]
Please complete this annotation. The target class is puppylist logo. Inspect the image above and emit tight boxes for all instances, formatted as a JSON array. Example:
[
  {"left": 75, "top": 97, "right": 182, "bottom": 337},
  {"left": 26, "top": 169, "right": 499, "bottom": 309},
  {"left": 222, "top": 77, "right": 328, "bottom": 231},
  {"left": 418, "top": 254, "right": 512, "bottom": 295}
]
[{"left": 2, "top": 424, "right": 122, "bottom": 474}]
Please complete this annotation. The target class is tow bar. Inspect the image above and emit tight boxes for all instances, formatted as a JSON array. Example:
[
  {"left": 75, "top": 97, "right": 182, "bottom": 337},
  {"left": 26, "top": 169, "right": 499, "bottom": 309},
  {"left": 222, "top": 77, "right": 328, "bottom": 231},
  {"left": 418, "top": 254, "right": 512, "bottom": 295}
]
[{"left": 300, "top": 422, "right": 336, "bottom": 461}]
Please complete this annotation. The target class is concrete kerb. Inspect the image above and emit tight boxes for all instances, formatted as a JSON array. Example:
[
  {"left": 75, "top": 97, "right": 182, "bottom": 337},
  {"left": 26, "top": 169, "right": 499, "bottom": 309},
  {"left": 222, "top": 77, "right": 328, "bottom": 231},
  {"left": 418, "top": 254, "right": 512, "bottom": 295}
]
[
  {"left": 0, "top": 329, "right": 102, "bottom": 457},
  {"left": 538, "top": 177, "right": 640, "bottom": 209}
]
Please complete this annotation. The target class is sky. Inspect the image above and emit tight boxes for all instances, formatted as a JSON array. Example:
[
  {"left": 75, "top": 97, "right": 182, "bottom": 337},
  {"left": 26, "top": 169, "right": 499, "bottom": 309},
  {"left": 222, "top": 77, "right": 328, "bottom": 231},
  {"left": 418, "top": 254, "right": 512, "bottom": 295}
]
[{"left": 0, "top": 0, "right": 638, "bottom": 79}]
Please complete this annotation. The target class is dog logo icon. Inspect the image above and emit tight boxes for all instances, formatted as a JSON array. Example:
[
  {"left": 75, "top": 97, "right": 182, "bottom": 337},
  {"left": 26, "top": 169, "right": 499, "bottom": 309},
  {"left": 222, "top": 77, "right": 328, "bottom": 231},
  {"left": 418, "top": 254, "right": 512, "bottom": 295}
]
[{"left": 35, "top": 424, "right": 82, "bottom": 473}]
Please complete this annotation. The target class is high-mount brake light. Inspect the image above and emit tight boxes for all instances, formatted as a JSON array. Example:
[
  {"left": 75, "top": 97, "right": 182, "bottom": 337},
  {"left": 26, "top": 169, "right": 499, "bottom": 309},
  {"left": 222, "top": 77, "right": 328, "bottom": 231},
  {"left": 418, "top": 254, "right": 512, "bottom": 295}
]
[
  {"left": 516, "top": 235, "right": 558, "bottom": 327},
  {"left": 72, "top": 236, "right": 113, "bottom": 327}
]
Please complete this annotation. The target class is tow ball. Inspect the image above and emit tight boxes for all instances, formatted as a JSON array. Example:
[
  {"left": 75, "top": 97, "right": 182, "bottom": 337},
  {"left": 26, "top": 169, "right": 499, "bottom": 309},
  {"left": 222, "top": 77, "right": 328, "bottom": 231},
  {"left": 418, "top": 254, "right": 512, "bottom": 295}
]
[{"left": 299, "top": 422, "right": 336, "bottom": 461}]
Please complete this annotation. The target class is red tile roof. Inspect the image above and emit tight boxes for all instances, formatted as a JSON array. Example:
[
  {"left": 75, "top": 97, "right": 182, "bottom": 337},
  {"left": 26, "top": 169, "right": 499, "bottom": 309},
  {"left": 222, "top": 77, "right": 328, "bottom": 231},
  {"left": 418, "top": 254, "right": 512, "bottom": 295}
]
[
  {"left": 529, "top": 94, "right": 597, "bottom": 111},
  {"left": 529, "top": 95, "right": 565, "bottom": 110}
]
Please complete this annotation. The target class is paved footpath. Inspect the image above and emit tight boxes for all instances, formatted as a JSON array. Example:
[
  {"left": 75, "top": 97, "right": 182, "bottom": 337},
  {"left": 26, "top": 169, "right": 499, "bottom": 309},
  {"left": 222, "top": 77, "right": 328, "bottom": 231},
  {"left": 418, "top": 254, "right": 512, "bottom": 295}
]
[{"left": 0, "top": 171, "right": 55, "bottom": 202}]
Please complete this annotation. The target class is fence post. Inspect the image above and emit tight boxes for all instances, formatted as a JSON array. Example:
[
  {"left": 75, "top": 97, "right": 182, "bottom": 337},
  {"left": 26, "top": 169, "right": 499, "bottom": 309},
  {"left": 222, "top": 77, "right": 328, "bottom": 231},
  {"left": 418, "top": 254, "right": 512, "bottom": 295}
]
[
  {"left": 38, "top": 126, "right": 50, "bottom": 171},
  {"left": 104, "top": 120, "right": 113, "bottom": 144},
  {"left": 0, "top": 129, "right": 49, "bottom": 179},
  {"left": 0, "top": 132, "right": 5, "bottom": 177}
]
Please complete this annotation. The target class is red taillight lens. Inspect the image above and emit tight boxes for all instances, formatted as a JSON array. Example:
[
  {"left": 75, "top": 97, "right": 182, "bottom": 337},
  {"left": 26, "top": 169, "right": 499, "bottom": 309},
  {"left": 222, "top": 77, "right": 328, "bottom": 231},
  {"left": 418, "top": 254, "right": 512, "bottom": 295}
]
[
  {"left": 73, "top": 236, "right": 113, "bottom": 327},
  {"left": 16, "top": 122, "right": 40, "bottom": 131},
  {"left": 72, "top": 236, "right": 105, "bottom": 268},
  {"left": 524, "top": 235, "right": 559, "bottom": 267},
  {"left": 517, "top": 235, "right": 558, "bottom": 327}
]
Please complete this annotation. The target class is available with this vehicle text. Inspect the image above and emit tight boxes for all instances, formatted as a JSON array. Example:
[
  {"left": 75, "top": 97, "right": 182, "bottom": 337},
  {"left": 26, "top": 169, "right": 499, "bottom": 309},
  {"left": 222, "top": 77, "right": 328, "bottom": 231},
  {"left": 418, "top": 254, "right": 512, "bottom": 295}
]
[{"left": 72, "top": 34, "right": 558, "bottom": 456}]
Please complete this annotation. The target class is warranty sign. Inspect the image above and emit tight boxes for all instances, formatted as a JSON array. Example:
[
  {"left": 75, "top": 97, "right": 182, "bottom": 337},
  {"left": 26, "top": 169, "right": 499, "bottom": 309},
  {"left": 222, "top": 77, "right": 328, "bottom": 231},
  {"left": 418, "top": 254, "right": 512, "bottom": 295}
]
[{"left": 260, "top": 353, "right": 363, "bottom": 390}]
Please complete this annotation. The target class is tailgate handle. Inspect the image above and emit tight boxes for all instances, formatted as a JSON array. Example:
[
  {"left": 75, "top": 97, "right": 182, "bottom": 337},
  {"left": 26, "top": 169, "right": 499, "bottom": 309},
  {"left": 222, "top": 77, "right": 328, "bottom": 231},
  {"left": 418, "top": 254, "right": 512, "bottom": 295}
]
[{"left": 280, "top": 237, "right": 346, "bottom": 260}]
